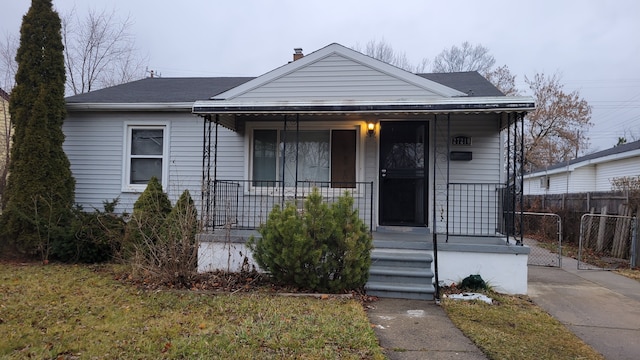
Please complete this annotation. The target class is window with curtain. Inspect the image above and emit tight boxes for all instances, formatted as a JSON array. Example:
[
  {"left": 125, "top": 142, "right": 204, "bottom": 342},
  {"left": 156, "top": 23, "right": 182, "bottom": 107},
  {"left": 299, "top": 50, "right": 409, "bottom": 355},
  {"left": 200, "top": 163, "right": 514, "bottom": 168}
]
[{"left": 251, "top": 129, "right": 356, "bottom": 188}]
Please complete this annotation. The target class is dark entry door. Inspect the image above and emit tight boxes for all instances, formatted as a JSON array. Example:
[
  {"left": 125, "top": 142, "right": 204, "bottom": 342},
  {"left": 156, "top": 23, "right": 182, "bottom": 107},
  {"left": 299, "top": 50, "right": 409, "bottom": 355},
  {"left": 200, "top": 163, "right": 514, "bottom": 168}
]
[{"left": 379, "top": 121, "right": 428, "bottom": 226}]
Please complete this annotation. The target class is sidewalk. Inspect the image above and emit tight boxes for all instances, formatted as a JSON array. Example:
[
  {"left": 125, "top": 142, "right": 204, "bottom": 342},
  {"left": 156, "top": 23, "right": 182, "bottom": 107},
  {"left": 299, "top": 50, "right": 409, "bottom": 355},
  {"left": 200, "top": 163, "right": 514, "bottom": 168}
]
[
  {"left": 528, "top": 257, "right": 640, "bottom": 360},
  {"left": 366, "top": 298, "right": 487, "bottom": 359},
  {"left": 366, "top": 256, "right": 640, "bottom": 359}
]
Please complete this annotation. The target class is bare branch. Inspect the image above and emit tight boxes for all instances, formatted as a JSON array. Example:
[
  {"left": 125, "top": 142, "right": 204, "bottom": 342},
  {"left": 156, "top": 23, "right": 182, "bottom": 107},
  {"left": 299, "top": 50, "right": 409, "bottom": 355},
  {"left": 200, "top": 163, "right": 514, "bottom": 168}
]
[
  {"left": 353, "top": 38, "right": 430, "bottom": 73},
  {"left": 432, "top": 41, "right": 496, "bottom": 74},
  {"left": 62, "top": 7, "right": 147, "bottom": 95},
  {"left": 524, "top": 73, "right": 593, "bottom": 169}
]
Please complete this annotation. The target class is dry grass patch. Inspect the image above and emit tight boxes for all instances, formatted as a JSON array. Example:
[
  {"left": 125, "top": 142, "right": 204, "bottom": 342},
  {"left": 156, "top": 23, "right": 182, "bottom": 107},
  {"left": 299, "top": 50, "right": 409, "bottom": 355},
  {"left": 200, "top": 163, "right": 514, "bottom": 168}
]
[
  {"left": 442, "top": 291, "right": 604, "bottom": 360},
  {"left": 614, "top": 268, "right": 640, "bottom": 281},
  {"left": 0, "top": 263, "right": 384, "bottom": 359}
]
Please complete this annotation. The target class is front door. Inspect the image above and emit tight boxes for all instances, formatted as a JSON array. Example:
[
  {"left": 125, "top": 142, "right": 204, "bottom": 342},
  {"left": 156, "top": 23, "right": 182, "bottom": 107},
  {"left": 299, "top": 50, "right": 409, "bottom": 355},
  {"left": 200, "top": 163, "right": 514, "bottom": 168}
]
[{"left": 379, "top": 121, "right": 428, "bottom": 226}]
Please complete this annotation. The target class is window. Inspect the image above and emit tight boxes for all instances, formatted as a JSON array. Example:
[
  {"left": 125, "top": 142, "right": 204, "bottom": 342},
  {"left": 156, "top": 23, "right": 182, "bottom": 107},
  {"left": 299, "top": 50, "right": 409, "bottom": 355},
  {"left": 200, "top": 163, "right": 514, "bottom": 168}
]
[
  {"left": 251, "top": 128, "right": 356, "bottom": 188},
  {"left": 123, "top": 124, "right": 168, "bottom": 191}
]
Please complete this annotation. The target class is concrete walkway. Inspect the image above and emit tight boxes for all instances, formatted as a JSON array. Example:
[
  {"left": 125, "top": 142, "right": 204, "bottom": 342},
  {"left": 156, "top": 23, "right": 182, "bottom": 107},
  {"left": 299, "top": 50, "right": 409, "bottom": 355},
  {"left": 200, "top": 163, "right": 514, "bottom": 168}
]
[
  {"left": 528, "top": 257, "right": 640, "bottom": 360},
  {"left": 367, "top": 298, "right": 487, "bottom": 359}
]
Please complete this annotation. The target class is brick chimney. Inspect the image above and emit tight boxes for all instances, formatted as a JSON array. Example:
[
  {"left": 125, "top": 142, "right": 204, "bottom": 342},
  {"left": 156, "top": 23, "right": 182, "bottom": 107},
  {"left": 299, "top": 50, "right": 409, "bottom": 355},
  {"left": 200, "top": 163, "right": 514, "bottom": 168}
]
[{"left": 293, "top": 48, "right": 304, "bottom": 61}]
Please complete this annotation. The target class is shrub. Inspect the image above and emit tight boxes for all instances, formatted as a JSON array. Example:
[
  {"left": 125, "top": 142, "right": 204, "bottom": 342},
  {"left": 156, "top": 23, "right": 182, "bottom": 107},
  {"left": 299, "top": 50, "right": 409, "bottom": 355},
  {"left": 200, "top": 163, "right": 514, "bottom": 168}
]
[
  {"left": 128, "top": 183, "right": 200, "bottom": 287},
  {"left": 51, "top": 199, "right": 126, "bottom": 263},
  {"left": 125, "top": 176, "right": 172, "bottom": 249},
  {"left": 249, "top": 188, "right": 372, "bottom": 293}
]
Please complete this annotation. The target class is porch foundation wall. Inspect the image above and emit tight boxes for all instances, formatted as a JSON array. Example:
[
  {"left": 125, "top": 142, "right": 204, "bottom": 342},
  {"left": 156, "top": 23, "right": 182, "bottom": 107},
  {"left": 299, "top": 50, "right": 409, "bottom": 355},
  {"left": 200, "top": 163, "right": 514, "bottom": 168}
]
[
  {"left": 435, "top": 251, "right": 528, "bottom": 294},
  {"left": 197, "top": 241, "right": 529, "bottom": 295}
]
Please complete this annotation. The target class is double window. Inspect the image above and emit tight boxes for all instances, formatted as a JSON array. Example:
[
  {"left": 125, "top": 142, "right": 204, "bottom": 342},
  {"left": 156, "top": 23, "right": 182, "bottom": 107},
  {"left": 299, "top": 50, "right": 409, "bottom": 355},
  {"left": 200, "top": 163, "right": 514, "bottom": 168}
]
[
  {"left": 252, "top": 128, "right": 356, "bottom": 188},
  {"left": 123, "top": 124, "right": 168, "bottom": 191}
]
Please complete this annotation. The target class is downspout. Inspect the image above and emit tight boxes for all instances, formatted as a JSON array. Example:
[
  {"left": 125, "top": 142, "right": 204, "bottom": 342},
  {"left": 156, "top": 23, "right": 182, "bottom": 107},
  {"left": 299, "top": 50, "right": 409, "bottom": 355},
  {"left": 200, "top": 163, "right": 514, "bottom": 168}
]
[{"left": 432, "top": 114, "right": 440, "bottom": 302}]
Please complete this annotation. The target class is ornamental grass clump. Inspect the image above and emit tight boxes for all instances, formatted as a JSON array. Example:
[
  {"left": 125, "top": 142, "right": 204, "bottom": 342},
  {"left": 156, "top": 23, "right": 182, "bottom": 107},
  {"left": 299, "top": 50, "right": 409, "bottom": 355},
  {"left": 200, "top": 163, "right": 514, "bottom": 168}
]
[{"left": 249, "top": 188, "right": 372, "bottom": 293}]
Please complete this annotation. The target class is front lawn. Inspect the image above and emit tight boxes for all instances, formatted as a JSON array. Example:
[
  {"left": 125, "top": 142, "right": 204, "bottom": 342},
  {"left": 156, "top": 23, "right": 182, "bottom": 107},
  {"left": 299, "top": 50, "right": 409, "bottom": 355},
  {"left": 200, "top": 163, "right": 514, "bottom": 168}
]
[
  {"left": 442, "top": 291, "right": 604, "bottom": 360},
  {"left": 0, "top": 263, "right": 384, "bottom": 359}
]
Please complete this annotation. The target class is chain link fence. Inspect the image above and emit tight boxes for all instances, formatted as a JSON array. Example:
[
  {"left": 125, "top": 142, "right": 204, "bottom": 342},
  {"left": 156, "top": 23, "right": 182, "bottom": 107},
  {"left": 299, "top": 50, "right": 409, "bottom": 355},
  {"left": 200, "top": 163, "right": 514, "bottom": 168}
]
[
  {"left": 520, "top": 212, "right": 562, "bottom": 267},
  {"left": 578, "top": 214, "right": 638, "bottom": 270}
]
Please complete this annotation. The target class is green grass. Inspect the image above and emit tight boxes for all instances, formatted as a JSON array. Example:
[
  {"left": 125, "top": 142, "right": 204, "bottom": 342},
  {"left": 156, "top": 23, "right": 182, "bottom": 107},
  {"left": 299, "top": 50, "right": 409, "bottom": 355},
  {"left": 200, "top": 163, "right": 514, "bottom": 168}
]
[
  {"left": 442, "top": 291, "right": 604, "bottom": 360},
  {"left": 0, "top": 263, "right": 385, "bottom": 359}
]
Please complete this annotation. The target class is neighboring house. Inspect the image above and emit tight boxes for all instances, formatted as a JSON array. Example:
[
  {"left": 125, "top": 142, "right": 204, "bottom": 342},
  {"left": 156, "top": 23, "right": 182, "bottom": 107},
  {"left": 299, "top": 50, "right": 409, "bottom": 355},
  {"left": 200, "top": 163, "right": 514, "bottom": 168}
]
[
  {"left": 524, "top": 140, "right": 640, "bottom": 195},
  {"left": 64, "top": 43, "right": 535, "bottom": 298}
]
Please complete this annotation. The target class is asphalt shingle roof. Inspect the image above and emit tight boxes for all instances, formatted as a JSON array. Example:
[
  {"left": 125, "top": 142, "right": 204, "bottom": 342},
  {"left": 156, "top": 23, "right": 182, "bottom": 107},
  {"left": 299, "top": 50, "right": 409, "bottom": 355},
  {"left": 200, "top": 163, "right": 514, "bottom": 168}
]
[
  {"left": 65, "top": 71, "right": 503, "bottom": 104},
  {"left": 65, "top": 77, "right": 254, "bottom": 103},
  {"left": 530, "top": 139, "right": 640, "bottom": 174},
  {"left": 417, "top": 71, "right": 505, "bottom": 97}
]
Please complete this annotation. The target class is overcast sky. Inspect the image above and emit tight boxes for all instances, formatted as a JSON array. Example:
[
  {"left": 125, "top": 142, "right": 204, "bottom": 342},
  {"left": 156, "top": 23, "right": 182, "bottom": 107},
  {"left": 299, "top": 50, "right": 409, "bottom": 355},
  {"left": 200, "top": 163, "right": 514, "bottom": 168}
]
[{"left": 2, "top": 0, "right": 639, "bottom": 152}]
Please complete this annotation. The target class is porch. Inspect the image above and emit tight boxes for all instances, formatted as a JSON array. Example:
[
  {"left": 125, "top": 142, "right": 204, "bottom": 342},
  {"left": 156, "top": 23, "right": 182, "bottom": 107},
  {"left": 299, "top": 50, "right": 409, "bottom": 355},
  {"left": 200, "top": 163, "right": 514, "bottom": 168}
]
[
  {"left": 197, "top": 180, "right": 530, "bottom": 299},
  {"left": 197, "top": 225, "right": 530, "bottom": 299}
]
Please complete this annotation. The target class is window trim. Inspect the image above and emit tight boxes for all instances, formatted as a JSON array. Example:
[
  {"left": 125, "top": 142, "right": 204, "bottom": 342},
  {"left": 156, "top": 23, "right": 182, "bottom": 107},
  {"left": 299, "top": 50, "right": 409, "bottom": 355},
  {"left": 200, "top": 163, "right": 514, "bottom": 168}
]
[
  {"left": 122, "top": 122, "right": 170, "bottom": 192},
  {"left": 246, "top": 122, "right": 362, "bottom": 194}
]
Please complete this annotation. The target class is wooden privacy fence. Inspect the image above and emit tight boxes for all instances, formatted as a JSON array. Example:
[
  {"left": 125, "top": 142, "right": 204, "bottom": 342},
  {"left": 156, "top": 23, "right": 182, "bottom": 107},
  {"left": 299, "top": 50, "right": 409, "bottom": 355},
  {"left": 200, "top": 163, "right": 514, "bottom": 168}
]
[{"left": 523, "top": 191, "right": 631, "bottom": 214}]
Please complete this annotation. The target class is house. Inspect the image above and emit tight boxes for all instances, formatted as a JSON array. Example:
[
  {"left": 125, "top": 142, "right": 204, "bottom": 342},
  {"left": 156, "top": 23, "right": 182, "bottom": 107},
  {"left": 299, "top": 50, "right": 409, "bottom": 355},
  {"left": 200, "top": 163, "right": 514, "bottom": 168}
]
[
  {"left": 64, "top": 43, "right": 535, "bottom": 299},
  {"left": 523, "top": 140, "right": 640, "bottom": 195}
]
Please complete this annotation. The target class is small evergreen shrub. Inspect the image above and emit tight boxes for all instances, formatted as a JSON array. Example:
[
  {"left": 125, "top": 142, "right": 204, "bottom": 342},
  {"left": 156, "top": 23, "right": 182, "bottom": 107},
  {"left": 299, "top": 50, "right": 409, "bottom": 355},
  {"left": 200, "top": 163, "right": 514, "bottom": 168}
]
[
  {"left": 125, "top": 176, "right": 172, "bottom": 250},
  {"left": 248, "top": 188, "right": 372, "bottom": 293},
  {"left": 51, "top": 199, "right": 126, "bottom": 263}
]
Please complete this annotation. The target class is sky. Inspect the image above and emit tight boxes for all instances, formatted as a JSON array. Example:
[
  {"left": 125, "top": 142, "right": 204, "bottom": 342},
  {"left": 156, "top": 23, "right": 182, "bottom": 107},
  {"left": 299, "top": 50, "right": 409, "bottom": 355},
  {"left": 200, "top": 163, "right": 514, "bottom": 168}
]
[{"left": 1, "top": 0, "right": 639, "bottom": 153}]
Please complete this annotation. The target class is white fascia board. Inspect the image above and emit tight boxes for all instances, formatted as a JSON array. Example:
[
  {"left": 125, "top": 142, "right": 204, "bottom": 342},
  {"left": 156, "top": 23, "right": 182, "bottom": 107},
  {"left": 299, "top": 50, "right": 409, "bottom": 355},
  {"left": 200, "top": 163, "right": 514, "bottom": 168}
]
[
  {"left": 212, "top": 43, "right": 468, "bottom": 100},
  {"left": 65, "top": 102, "right": 194, "bottom": 112},
  {"left": 194, "top": 96, "right": 535, "bottom": 114}
]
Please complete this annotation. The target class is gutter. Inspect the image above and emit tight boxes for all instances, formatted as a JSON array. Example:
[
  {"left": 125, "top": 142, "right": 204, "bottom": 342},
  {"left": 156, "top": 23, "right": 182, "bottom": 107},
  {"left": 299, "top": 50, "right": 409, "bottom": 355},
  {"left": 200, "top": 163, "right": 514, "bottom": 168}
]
[{"left": 65, "top": 102, "right": 194, "bottom": 112}]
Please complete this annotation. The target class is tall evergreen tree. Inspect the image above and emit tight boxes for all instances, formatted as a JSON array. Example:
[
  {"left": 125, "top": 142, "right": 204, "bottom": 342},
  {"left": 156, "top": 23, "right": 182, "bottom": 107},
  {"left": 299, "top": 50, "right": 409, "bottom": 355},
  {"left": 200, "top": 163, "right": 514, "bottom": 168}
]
[{"left": 1, "top": 0, "right": 75, "bottom": 256}]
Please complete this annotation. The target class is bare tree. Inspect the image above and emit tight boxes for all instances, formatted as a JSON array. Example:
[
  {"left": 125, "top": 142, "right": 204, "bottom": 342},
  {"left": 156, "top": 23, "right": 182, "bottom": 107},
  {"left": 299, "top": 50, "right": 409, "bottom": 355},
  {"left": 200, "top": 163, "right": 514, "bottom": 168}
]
[
  {"left": 62, "top": 7, "right": 147, "bottom": 95},
  {"left": 524, "top": 73, "right": 592, "bottom": 169},
  {"left": 484, "top": 64, "right": 519, "bottom": 96},
  {"left": 353, "top": 39, "right": 430, "bottom": 73},
  {"left": 432, "top": 41, "right": 496, "bottom": 74},
  {"left": 0, "top": 33, "right": 18, "bottom": 92}
]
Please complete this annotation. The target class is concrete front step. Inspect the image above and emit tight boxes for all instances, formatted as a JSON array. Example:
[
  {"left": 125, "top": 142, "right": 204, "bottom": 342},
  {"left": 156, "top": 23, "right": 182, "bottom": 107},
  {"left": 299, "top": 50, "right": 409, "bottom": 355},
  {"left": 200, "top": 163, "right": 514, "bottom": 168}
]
[
  {"left": 366, "top": 248, "right": 434, "bottom": 300},
  {"left": 366, "top": 282, "right": 436, "bottom": 300},
  {"left": 369, "top": 266, "right": 434, "bottom": 284},
  {"left": 370, "top": 249, "right": 432, "bottom": 267}
]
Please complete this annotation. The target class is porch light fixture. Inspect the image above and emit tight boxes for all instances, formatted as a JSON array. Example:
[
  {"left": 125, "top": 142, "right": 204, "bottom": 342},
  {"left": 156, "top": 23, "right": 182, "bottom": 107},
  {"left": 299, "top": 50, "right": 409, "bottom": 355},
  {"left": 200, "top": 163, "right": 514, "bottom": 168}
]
[{"left": 367, "top": 122, "right": 375, "bottom": 137}]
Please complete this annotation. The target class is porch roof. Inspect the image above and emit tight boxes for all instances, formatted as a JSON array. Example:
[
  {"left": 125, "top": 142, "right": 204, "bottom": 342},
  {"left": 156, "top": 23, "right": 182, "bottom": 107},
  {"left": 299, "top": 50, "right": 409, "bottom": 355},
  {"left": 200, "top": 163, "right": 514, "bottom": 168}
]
[{"left": 193, "top": 96, "right": 535, "bottom": 115}]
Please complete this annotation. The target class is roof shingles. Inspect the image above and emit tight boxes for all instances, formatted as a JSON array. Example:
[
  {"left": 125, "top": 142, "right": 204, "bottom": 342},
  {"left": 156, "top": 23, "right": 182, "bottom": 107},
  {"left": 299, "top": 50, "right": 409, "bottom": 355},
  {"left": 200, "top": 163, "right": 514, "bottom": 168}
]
[{"left": 65, "top": 72, "right": 502, "bottom": 104}]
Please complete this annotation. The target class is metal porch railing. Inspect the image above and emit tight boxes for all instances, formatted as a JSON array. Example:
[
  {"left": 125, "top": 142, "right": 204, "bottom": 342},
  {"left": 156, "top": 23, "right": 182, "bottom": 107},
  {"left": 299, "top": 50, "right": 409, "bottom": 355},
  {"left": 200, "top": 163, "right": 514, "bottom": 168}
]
[
  {"left": 204, "top": 180, "right": 374, "bottom": 232},
  {"left": 447, "top": 182, "right": 509, "bottom": 237}
]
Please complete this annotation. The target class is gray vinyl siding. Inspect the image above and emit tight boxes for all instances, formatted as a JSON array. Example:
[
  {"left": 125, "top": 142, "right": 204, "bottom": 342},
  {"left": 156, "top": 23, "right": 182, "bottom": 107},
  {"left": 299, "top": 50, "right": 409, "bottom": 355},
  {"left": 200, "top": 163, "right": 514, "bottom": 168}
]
[
  {"left": 234, "top": 54, "right": 444, "bottom": 101},
  {"left": 430, "top": 115, "right": 503, "bottom": 235},
  {"left": 63, "top": 111, "right": 205, "bottom": 214},
  {"left": 448, "top": 115, "right": 501, "bottom": 183},
  {"left": 213, "top": 126, "right": 245, "bottom": 179}
]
